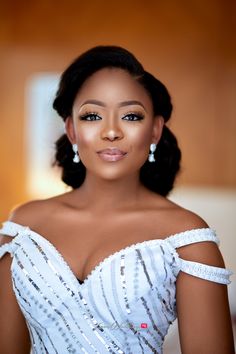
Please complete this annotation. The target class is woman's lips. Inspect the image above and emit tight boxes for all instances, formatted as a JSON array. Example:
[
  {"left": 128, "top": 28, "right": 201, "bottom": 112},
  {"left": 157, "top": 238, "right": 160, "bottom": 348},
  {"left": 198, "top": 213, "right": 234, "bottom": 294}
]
[{"left": 97, "top": 148, "right": 127, "bottom": 162}]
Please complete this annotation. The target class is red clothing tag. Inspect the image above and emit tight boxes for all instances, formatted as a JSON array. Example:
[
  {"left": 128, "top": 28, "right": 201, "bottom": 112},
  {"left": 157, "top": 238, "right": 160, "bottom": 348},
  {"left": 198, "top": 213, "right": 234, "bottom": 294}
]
[{"left": 140, "top": 323, "right": 148, "bottom": 328}]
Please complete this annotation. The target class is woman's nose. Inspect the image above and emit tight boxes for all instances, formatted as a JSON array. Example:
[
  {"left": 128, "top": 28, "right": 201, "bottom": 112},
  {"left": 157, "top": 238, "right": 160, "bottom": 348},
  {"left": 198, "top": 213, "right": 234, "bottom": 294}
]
[{"left": 101, "top": 120, "right": 123, "bottom": 141}]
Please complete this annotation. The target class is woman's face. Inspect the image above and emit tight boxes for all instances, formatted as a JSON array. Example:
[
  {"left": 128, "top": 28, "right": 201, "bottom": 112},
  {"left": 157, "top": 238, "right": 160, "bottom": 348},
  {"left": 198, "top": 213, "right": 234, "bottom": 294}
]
[{"left": 66, "top": 68, "right": 164, "bottom": 181}]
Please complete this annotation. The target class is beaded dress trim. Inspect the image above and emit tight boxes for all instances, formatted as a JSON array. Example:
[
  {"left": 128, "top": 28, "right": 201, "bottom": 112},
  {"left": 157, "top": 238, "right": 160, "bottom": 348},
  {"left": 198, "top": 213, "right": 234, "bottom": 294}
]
[{"left": 0, "top": 221, "right": 233, "bottom": 354}]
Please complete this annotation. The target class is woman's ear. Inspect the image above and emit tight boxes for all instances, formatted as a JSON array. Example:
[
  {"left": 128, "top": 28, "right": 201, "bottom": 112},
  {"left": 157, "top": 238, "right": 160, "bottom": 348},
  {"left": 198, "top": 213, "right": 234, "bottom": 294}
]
[
  {"left": 152, "top": 116, "right": 165, "bottom": 144},
  {"left": 65, "top": 116, "right": 76, "bottom": 144}
]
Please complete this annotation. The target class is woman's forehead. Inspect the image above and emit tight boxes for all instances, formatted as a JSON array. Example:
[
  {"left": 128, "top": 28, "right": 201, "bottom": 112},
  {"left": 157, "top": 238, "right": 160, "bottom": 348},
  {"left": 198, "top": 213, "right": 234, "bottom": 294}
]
[{"left": 73, "top": 68, "right": 152, "bottom": 109}]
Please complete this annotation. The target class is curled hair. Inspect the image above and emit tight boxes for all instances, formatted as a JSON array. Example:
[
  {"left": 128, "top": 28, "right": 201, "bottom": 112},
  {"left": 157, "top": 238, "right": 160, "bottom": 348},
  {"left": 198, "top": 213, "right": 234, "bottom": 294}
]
[{"left": 53, "top": 45, "right": 181, "bottom": 196}]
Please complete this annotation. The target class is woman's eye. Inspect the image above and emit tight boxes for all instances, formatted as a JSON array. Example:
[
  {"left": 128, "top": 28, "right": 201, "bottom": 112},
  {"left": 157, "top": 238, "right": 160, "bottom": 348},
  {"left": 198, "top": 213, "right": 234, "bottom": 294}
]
[
  {"left": 122, "top": 113, "right": 144, "bottom": 121},
  {"left": 80, "top": 113, "right": 101, "bottom": 121}
]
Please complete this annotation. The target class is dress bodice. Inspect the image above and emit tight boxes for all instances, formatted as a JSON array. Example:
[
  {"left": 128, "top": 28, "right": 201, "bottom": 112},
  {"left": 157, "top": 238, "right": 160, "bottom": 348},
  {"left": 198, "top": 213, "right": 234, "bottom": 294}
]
[{"left": 0, "top": 221, "right": 233, "bottom": 354}]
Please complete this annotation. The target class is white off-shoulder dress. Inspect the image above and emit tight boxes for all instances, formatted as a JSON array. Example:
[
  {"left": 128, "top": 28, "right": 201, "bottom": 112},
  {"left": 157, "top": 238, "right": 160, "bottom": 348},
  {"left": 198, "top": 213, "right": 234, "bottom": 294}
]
[{"left": 0, "top": 221, "right": 233, "bottom": 354}]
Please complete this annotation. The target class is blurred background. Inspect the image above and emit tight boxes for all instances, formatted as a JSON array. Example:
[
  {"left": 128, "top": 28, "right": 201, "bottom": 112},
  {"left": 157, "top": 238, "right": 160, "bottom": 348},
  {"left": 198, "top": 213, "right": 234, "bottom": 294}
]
[{"left": 0, "top": 0, "right": 235, "bottom": 352}]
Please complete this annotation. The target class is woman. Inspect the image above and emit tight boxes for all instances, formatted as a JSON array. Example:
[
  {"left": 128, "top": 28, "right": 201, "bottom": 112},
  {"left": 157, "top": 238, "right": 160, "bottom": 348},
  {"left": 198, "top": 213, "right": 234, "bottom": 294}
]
[{"left": 0, "top": 45, "right": 234, "bottom": 354}]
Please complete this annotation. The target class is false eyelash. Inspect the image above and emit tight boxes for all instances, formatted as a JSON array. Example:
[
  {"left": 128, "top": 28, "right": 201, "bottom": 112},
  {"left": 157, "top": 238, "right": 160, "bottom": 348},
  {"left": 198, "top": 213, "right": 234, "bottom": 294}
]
[
  {"left": 79, "top": 111, "right": 145, "bottom": 121},
  {"left": 122, "top": 112, "right": 145, "bottom": 121},
  {"left": 79, "top": 111, "right": 101, "bottom": 120}
]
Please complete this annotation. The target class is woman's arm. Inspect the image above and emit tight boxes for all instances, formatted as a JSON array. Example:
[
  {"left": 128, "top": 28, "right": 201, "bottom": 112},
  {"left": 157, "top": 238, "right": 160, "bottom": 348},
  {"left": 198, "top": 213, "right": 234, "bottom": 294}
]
[
  {"left": 176, "top": 241, "right": 235, "bottom": 354},
  {"left": 0, "top": 236, "right": 31, "bottom": 354}
]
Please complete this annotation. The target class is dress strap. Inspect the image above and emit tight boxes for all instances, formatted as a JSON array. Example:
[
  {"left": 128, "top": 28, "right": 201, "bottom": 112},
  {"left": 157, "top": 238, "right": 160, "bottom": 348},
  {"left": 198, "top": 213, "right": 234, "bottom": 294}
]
[
  {"left": 178, "top": 258, "right": 233, "bottom": 284},
  {"left": 167, "top": 228, "right": 233, "bottom": 284},
  {"left": 167, "top": 228, "right": 219, "bottom": 248},
  {"left": 0, "top": 221, "right": 26, "bottom": 258},
  {"left": 0, "top": 221, "right": 29, "bottom": 258},
  {"left": 0, "top": 220, "right": 28, "bottom": 237},
  {"left": 0, "top": 242, "right": 17, "bottom": 258}
]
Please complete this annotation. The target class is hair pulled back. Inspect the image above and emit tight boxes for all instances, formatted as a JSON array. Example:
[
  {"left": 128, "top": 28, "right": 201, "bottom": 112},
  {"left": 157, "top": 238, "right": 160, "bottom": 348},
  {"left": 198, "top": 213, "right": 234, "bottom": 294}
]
[{"left": 53, "top": 45, "right": 181, "bottom": 196}]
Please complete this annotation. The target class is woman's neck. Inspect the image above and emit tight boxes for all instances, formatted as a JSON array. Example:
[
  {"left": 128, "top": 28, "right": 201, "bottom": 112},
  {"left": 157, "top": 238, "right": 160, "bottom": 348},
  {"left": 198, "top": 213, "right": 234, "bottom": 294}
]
[{"left": 74, "top": 172, "right": 147, "bottom": 213}]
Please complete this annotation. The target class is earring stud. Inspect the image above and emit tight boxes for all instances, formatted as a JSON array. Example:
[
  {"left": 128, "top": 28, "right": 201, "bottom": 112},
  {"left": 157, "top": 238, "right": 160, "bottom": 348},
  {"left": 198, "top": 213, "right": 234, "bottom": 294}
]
[
  {"left": 72, "top": 143, "right": 80, "bottom": 163},
  {"left": 148, "top": 143, "right": 156, "bottom": 162}
]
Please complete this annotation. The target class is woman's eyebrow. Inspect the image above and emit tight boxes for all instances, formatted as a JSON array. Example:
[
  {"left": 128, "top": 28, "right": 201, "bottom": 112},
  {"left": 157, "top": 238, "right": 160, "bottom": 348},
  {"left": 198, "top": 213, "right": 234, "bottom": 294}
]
[
  {"left": 80, "top": 99, "right": 106, "bottom": 107},
  {"left": 118, "top": 100, "right": 146, "bottom": 111},
  {"left": 80, "top": 99, "right": 147, "bottom": 112}
]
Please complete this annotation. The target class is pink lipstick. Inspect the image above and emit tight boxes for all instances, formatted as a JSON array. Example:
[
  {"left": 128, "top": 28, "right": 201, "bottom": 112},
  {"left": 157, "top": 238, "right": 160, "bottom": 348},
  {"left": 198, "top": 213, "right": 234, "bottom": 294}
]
[{"left": 97, "top": 148, "right": 127, "bottom": 162}]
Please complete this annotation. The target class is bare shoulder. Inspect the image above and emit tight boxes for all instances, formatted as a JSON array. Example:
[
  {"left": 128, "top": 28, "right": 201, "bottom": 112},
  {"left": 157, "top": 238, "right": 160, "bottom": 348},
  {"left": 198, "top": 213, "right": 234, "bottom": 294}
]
[
  {"left": 7, "top": 192, "right": 71, "bottom": 229},
  {"left": 8, "top": 199, "right": 53, "bottom": 226},
  {"left": 1, "top": 200, "right": 37, "bottom": 245},
  {"left": 164, "top": 200, "right": 225, "bottom": 268},
  {"left": 154, "top": 195, "right": 209, "bottom": 232},
  {"left": 0, "top": 199, "right": 54, "bottom": 246},
  {"left": 151, "top": 196, "right": 226, "bottom": 268}
]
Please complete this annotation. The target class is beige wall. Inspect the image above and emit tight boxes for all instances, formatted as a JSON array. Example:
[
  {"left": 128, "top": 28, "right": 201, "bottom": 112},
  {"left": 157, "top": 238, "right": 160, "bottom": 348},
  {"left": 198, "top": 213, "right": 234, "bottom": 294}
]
[{"left": 0, "top": 0, "right": 236, "bottom": 220}]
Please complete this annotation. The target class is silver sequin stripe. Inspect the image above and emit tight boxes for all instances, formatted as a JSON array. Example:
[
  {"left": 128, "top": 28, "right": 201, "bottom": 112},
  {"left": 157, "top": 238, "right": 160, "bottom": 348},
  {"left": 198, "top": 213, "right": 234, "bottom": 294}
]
[
  {"left": 26, "top": 323, "right": 38, "bottom": 354},
  {"left": 13, "top": 253, "right": 80, "bottom": 353},
  {"left": 121, "top": 251, "right": 161, "bottom": 354},
  {"left": 133, "top": 250, "right": 140, "bottom": 302},
  {"left": 12, "top": 272, "right": 57, "bottom": 353},
  {"left": 110, "top": 257, "right": 135, "bottom": 353},
  {"left": 20, "top": 244, "right": 122, "bottom": 353},
  {"left": 28, "top": 325, "right": 49, "bottom": 354},
  {"left": 29, "top": 236, "right": 124, "bottom": 353},
  {"left": 136, "top": 247, "right": 174, "bottom": 324},
  {"left": 135, "top": 248, "right": 167, "bottom": 351},
  {"left": 147, "top": 245, "right": 176, "bottom": 314},
  {"left": 100, "top": 254, "right": 160, "bottom": 354},
  {"left": 159, "top": 245, "right": 177, "bottom": 317},
  {"left": 121, "top": 252, "right": 161, "bottom": 352},
  {"left": 18, "top": 245, "right": 98, "bottom": 353},
  {"left": 97, "top": 267, "right": 128, "bottom": 353}
]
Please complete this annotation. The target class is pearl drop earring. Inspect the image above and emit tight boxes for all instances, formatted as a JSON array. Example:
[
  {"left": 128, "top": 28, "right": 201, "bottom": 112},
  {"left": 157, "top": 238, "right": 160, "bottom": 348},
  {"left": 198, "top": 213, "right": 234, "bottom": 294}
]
[
  {"left": 148, "top": 143, "right": 156, "bottom": 162},
  {"left": 72, "top": 144, "right": 80, "bottom": 163}
]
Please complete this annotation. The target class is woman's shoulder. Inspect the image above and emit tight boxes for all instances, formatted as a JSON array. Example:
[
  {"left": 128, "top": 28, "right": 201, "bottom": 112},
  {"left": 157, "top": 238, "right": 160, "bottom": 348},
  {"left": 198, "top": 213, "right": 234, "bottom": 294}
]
[
  {"left": 0, "top": 192, "right": 75, "bottom": 247},
  {"left": 156, "top": 198, "right": 225, "bottom": 268},
  {"left": 144, "top": 194, "right": 225, "bottom": 270},
  {"left": 148, "top": 192, "right": 209, "bottom": 233},
  {"left": 7, "top": 193, "right": 71, "bottom": 228},
  {"left": 167, "top": 201, "right": 209, "bottom": 230}
]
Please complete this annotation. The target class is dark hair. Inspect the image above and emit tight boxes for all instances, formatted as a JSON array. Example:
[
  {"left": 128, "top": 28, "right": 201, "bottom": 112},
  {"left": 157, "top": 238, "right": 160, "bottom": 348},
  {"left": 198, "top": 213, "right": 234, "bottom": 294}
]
[{"left": 52, "top": 45, "right": 181, "bottom": 196}]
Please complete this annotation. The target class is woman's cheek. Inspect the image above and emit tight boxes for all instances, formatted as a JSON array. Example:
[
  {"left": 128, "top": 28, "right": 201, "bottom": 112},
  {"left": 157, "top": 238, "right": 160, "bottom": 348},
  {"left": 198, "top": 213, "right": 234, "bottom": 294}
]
[
  {"left": 77, "top": 126, "right": 98, "bottom": 147},
  {"left": 128, "top": 127, "right": 152, "bottom": 151}
]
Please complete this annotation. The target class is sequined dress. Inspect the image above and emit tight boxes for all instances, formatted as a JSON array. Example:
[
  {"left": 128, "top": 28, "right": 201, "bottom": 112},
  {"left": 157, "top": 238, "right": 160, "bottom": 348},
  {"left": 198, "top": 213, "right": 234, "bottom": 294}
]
[{"left": 0, "top": 221, "right": 233, "bottom": 354}]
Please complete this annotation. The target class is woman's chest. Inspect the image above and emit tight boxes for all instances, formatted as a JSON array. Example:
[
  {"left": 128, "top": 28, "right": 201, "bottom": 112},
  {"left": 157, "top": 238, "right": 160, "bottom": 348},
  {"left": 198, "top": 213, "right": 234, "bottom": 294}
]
[
  {"left": 12, "top": 233, "right": 178, "bottom": 332},
  {"left": 32, "top": 214, "right": 171, "bottom": 283}
]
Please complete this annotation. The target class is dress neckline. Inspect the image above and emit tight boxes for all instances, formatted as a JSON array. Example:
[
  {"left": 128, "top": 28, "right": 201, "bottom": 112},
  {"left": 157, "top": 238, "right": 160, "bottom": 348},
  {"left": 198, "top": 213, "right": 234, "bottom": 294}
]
[
  {"left": 77, "top": 277, "right": 84, "bottom": 284},
  {"left": 2, "top": 220, "right": 212, "bottom": 289}
]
